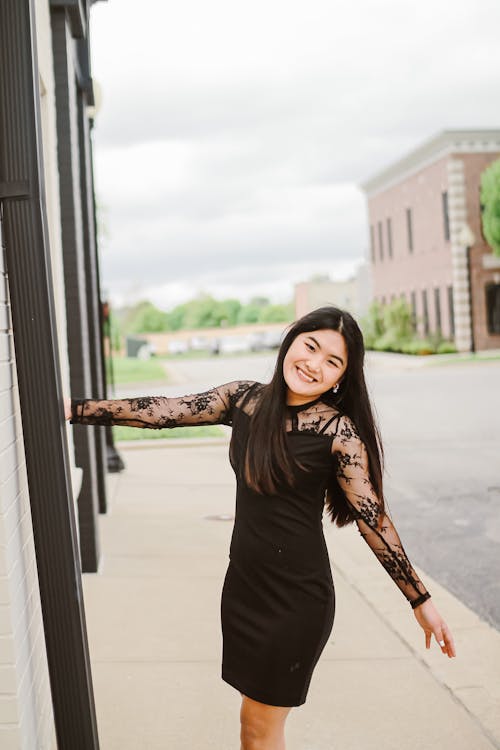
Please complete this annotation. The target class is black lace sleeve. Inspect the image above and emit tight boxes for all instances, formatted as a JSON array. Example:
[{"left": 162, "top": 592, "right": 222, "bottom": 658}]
[
  {"left": 70, "top": 380, "right": 256, "bottom": 429},
  {"left": 331, "top": 415, "right": 431, "bottom": 609}
]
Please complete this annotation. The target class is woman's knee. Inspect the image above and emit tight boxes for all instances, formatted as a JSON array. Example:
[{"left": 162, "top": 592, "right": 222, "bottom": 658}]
[
  {"left": 240, "top": 695, "right": 291, "bottom": 747},
  {"left": 240, "top": 719, "right": 267, "bottom": 748}
]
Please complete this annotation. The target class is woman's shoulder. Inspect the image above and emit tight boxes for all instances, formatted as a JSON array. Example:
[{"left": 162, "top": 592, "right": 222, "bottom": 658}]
[
  {"left": 226, "top": 380, "right": 263, "bottom": 409},
  {"left": 321, "top": 409, "right": 363, "bottom": 455},
  {"left": 312, "top": 401, "right": 360, "bottom": 441}
]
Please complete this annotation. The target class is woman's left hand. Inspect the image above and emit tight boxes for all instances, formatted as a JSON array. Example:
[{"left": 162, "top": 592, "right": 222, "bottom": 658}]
[
  {"left": 64, "top": 397, "right": 72, "bottom": 421},
  {"left": 413, "top": 599, "right": 456, "bottom": 658}
]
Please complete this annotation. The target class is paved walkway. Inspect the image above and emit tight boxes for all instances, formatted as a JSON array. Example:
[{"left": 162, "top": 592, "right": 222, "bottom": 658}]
[{"left": 83, "top": 443, "right": 500, "bottom": 750}]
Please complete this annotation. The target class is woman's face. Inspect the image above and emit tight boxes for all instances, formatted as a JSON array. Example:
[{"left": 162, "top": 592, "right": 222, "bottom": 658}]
[{"left": 282, "top": 329, "right": 348, "bottom": 405}]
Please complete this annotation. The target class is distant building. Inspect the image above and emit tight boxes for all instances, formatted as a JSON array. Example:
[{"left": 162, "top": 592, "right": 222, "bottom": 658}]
[
  {"left": 361, "top": 129, "right": 500, "bottom": 351},
  {"left": 295, "top": 266, "right": 371, "bottom": 321}
]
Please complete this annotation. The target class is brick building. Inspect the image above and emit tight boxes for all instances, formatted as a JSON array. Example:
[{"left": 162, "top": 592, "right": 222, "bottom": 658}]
[{"left": 362, "top": 129, "right": 500, "bottom": 351}]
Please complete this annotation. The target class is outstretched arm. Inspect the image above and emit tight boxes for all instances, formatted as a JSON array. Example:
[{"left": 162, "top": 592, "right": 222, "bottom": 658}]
[
  {"left": 67, "top": 380, "right": 256, "bottom": 429},
  {"left": 332, "top": 415, "right": 456, "bottom": 658}
]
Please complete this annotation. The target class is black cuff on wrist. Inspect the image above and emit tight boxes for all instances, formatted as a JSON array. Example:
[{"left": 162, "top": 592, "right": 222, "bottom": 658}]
[
  {"left": 410, "top": 591, "right": 431, "bottom": 609},
  {"left": 70, "top": 399, "right": 85, "bottom": 424}
]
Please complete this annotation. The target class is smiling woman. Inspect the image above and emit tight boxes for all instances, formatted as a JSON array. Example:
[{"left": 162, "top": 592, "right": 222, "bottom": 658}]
[
  {"left": 283, "top": 330, "right": 347, "bottom": 404},
  {"left": 66, "top": 305, "right": 455, "bottom": 750}
]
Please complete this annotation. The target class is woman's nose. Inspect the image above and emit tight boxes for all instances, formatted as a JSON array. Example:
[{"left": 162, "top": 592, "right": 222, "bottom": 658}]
[{"left": 306, "top": 356, "right": 321, "bottom": 372}]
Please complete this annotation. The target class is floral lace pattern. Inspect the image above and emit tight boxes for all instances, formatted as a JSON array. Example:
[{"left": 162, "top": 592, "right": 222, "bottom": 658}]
[
  {"left": 71, "top": 380, "right": 429, "bottom": 605},
  {"left": 71, "top": 380, "right": 256, "bottom": 429},
  {"left": 330, "top": 413, "right": 429, "bottom": 603}
]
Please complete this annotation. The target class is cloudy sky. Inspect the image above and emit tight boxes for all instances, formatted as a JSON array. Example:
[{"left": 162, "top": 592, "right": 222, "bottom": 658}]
[{"left": 89, "top": 0, "right": 500, "bottom": 311}]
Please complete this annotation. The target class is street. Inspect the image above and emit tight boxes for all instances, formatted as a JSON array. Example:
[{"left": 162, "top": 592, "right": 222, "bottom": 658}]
[{"left": 116, "top": 351, "right": 500, "bottom": 630}]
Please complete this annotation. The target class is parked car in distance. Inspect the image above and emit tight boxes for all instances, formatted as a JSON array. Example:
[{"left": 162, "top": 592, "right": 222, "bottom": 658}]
[
  {"left": 136, "top": 343, "right": 156, "bottom": 360},
  {"left": 249, "top": 329, "right": 284, "bottom": 351},
  {"left": 218, "top": 335, "right": 251, "bottom": 354},
  {"left": 167, "top": 339, "right": 189, "bottom": 355},
  {"left": 190, "top": 335, "right": 213, "bottom": 351}
]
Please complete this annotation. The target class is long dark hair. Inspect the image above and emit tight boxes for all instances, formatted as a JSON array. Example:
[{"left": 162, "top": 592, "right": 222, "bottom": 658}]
[{"left": 239, "top": 306, "right": 385, "bottom": 527}]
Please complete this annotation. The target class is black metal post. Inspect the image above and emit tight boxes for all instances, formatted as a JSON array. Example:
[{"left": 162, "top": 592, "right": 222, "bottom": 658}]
[
  {"left": 50, "top": 5, "right": 102, "bottom": 572},
  {"left": 0, "top": 1, "right": 100, "bottom": 747}
]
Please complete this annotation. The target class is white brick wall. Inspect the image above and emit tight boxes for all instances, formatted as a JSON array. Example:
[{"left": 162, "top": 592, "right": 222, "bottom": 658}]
[{"left": 0, "top": 228, "right": 56, "bottom": 749}]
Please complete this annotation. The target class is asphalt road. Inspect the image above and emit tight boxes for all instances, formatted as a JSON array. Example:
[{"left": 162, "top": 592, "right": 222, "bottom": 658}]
[{"left": 116, "top": 351, "right": 500, "bottom": 630}]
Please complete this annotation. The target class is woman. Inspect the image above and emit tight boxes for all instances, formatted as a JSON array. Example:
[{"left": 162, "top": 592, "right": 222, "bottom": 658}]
[{"left": 66, "top": 306, "right": 456, "bottom": 750}]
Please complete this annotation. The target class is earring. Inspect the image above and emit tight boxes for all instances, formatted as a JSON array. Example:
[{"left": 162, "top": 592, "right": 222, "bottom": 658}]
[{"left": 332, "top": 383, "right": 339, "bottom": 394}]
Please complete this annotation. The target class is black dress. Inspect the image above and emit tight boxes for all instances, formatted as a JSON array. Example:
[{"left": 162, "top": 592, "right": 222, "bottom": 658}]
[{"left": 71, "top": 380, "right": 431, "bottom": 707}]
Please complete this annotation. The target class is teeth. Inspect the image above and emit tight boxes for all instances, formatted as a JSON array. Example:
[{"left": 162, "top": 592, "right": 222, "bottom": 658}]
[{"left": 297, "top": 366, "right": 314, "bottom": 382}]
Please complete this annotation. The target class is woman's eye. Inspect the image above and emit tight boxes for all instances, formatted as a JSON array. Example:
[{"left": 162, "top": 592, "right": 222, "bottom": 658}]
[
  {"left": 305, "top": 342, "right": 314, "bottom": 351},
  {"left": 328, "top": 360, "right": 338, "bottom": 367}
]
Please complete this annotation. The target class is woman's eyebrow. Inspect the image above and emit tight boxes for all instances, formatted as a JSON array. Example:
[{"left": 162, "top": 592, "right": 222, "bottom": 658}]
[{"left": 306, "top": 336, "right": 344, "bottom": 365}]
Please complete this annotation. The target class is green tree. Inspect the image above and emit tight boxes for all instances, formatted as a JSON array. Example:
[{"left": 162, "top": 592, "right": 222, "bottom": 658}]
[
  {"left": 237, "top": 304, "right": 261, "bottom": 324},
  {"left": 182, "top": 294, "right": 227, "bottom": 329},
  {"left": 382, "top": 298, "right": 414, "bottom": 341},
  {"left": 165, "top": 304, "right": 187, "bottom": 331},
  {"left": 107, "top": 309, "right": 122, "bottom": 352},
  {"left": 480, "top": 158, "right": 500, "bottom": 256},
  {"left": 360, "top": 301, "right": 385, "bottom": 349},
  {"left": 165, "top": 296, "right": 241, "bottom": 330},
  {"left": 220, "top": 298, "right": 242, "bottom": 326},
  {"left": 259, "top": 303, "right": 294, "bottom": 323},
  {"left": 125, "top": 294, "right": 294, "bottom": 333},
  {"left": 125, "top": 301, "right": 168, "bottom": 334},
  {"left": 373, "top": 298, "right": 414, "bottom": 351},
  {"left": 360, "top": 298, "right": 414, "bottom": 351}
]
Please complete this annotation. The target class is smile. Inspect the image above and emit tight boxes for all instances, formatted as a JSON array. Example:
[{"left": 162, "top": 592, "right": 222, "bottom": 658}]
[{"left": 296, "top": 366, "right": 317, "bottom": 383}]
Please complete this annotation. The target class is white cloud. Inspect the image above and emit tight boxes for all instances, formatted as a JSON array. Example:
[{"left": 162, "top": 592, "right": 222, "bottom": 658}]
[{"left": 89, "top": 0, "right": 500, "bottom": 309}]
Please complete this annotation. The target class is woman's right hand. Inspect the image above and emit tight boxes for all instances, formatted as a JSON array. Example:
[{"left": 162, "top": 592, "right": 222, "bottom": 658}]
[
  {"left": 64, "top": 397, "right": 72, "bottom": 421},
  {"left": 413, "top": 598, "right": 456, "bottom": 658}
]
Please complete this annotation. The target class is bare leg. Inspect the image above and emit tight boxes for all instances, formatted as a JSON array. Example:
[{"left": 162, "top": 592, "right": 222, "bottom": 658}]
[{"left": 239, "top": 693, "right": 293, "bottom": 750}]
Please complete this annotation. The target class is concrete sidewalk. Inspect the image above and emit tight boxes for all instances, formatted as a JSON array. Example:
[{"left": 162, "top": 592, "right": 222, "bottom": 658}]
[{"left": 82, "top": 443, "right": 500, "bottom": 750}]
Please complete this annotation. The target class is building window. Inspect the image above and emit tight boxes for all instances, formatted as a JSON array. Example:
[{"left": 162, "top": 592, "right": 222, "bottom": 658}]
[
  {"left": 386, "top": 217, "right": 393, "bottom": 259},
  {"left": 411, "top": 290, "right": 417, "bottom": 330},
  {"left": 442, "top": 191, "right": 450, "bottom": 241},
  {"left": 434, "top": 287, "right": 442, "bottom": 334},
  {"left": 486, "top": 283, "right": 500, "bottom": 334},
  {"left": 378, "top": 221, "right": 384, "bottom": 261},
  {"left": 406, "top": 208, "right": 413, "bottom": 253},
  {"left": 370, "top": 225, "right": 375, "bottom": 263},
  {"left": 422, "top": 289, "right": 429, "bottom": 335},
  {"left": 447, "top": 286, "right": 455, "bottom": 337}
]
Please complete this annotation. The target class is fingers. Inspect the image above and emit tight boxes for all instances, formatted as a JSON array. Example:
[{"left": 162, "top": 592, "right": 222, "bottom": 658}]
[
  {"left": 434, "top": 623, "right": 456, "bottom": 658},
  {"left": 415, "top": 602, "right": 456, "bottom": 658},
  {"left": 64, "top": 397, "right": 72, "bottom": 421}
]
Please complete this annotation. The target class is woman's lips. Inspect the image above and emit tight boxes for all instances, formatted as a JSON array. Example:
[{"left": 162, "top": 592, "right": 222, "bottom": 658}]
[{"left": 295, "top": 365, "right": 316, "bottom": 383}]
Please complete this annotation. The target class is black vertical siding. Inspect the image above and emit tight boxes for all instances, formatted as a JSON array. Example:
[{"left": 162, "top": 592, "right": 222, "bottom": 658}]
[
  {"left": 0, "top": 1, "right": 100, "bottom": 746},
  {"left": 51, "top": 7, "right": 101, "bottom": 572}
]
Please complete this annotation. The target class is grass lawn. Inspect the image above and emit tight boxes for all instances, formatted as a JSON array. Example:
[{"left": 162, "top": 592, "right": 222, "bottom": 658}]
[
  {"left": 106, "top": 357, "right": 169, "bottom": 385},
  {"left": 113, "top": 425, "right": 225, "bottom": 441}
]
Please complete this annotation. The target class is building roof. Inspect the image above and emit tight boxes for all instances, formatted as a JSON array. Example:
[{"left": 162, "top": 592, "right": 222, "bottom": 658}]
[{"left": 361, "top": 128, "right": 500, "bottom": 196}]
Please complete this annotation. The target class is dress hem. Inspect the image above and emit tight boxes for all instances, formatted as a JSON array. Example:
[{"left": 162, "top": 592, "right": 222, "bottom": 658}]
[{"left": 221, "top": 670, "right": 307, "bottom": 708}]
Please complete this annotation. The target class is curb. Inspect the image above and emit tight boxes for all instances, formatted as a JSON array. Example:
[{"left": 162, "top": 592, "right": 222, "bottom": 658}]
[
  {"left": 115, "top": 436, "right": 231, "bottom": 450},
  {"left": 365, "top": 350, "right": 500, "bottom": 370},
  {"left": 330, "top": 525, "right": 500, "bottom": 748}
]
